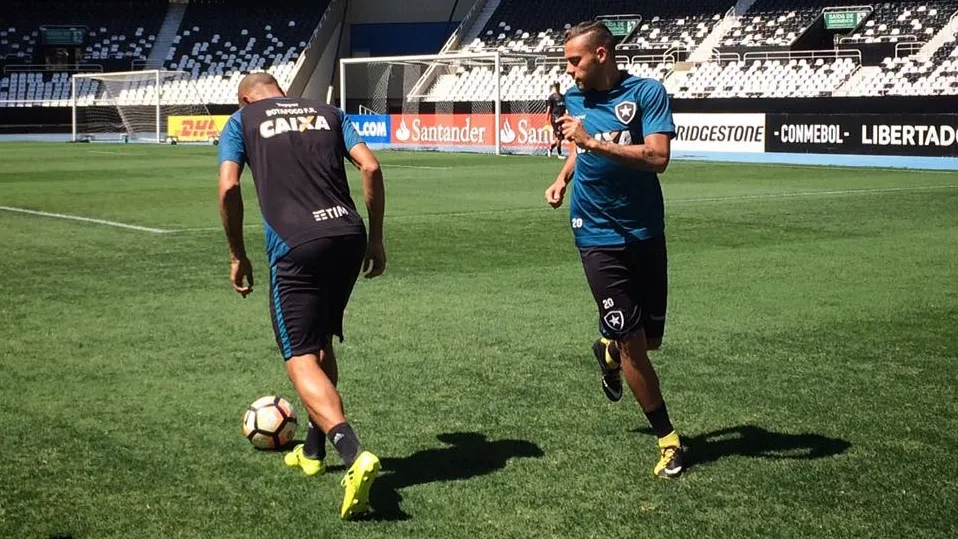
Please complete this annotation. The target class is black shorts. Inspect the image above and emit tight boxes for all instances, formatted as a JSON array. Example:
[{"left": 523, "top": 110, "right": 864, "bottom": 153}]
[
  {"left": 269, "top": 235, "right": 366, "bottom": 360},
  {"left": 579, "top": 235, "right": 668, "bottom": 342}
]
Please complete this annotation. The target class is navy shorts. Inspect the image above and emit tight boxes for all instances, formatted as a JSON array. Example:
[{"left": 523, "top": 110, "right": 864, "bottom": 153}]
[
  {"left": 579, "top": 234, "right": 668, "bottom": 342},
  {"left": 269, "top": 235, "right": 366, "bottom": 359}
]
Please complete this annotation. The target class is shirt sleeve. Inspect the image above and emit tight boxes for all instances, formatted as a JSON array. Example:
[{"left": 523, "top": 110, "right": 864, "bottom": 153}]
[
  {"left": 217, "top": 114, "right": 246, "bottom": 166},
  {"left": 337, "top": 108, "right": 365, "bottom": 151},
  {"left": 638, "top": 81, "right": 676, "bottom": 139}
]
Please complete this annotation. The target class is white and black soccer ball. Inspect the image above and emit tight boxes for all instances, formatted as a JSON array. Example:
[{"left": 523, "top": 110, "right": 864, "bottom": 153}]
[{"left": 242, "top": 395, "right": 298, "bottom": 450}]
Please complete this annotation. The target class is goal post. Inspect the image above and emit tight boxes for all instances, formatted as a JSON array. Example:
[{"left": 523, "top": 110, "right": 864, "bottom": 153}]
[
  {"left": 339, "top": 52, "right": 560, "bottom": 156},
  {"left": 71, "top": 69, "right": 214, "bottom": 143}
]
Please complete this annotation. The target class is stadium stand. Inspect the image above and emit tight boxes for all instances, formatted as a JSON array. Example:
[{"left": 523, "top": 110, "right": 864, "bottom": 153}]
[
  {"left": 461, "top": 1, "right": 735, "bottom": 53},
  {"left": 840, "top": 2, "right": 958, "bottom": 44},
  {"left": 425, "top": 57, "right": 672, "bottom": 102},
  {"left": 722, "top": 0, "right": 870, "bottom": 48},
  {"left": 2, "top": 0, "right": 958, "bottom": 107},
  {"left": 671, "top": 56, "right": 859, "bottom": 98},
  {"left": 0, "top": 1, "right": 167, "bottom": 106},
  {"left": 0, "top": 1, "right": 167, "bottom": 62},
  {"left": 450, "top": 0, "right": 958, "bottom": 100},
  {"left": 837, "top": 39, "right": 958, "bottom": 95},
  {"left": 162, "top": 1, "right": 328, "bottom": 103},
  {"left": 0, "top": 0, "right": 329, "bottom": 106}
]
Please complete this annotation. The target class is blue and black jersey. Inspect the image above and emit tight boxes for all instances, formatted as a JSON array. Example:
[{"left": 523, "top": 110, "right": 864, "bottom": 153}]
[{"left": 564, "top": 74, "right": 676, "bottom": 248}]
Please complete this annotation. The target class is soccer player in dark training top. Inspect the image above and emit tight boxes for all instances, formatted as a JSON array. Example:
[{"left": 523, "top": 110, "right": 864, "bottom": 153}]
[
  {"left": 217, "top": 73, "right": 386, "bottom": 519},
  {"left": 544, "top": 22, "right": 685, "bottom": 479},
  {"left": 546, "top": 81, "right": 566, "bottom": 158}
]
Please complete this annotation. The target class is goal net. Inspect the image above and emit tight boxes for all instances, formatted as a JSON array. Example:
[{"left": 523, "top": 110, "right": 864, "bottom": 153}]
[
  {"left": 71, "top": 70, "right": 214, "bottom": 143},
  {"left": 340, "top": 52, "right": 563, "bottom": 155}
]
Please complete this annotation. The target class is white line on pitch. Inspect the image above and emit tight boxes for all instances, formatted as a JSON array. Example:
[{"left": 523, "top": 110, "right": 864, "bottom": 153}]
[
  {"left": 167, "top": 184, "right": 957, "bottom": 233},
  {"left": 0, "top": 206, "right": 171, "bottom": 233},
  {"left": 87, "top": 150, "right": 128, "bottom": 155},
  {"left": 170, "top": 223, "right": 260, "bottom": 233}
]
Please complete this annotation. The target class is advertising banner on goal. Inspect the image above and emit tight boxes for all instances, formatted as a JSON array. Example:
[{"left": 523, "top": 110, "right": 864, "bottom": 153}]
[
  {"left": 347, "top": 115, "right": 391, "bottom": 144},
  {"left": 390, "top": 114, "right": 497, "bottom": 148},
  {"left": 384, "top": 113, "right": 766, "bottom": 152},
  {"left": 387, "top": 113, "right": 564, "bottom": 150},
  {"left": 671, "top": 113, "right": 767, "bottom": 153},
  {"left": 168, "top": 115, "right": 230, "bottom": 142},
  {"left": 766, "top": 114, "right": 958, "bottom": 157}
]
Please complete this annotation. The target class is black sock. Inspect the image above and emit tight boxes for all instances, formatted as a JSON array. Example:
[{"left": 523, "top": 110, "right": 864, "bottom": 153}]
[
  {"left": 644, "top": 401, "right": 675, "bottom": 438},
  {"left": 327, "top": 422, "right": 362, "bottom": 467},
  {"left": 304, "top": 421, "right": 326, "bottom": 460}
]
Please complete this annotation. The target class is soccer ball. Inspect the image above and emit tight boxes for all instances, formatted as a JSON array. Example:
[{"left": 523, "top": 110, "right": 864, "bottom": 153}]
[{"left": 242, "top": 395, "right": 298, "bottom": 450}]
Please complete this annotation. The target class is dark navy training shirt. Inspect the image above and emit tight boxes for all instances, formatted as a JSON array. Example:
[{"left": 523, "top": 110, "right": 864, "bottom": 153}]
[{"left": 218, "top": 97, "right": 366, "bottom": 264}]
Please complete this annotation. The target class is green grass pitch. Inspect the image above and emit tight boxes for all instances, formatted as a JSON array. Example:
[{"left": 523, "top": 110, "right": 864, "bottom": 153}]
[{"left": 0, "top": 142, "right": 956, "bottom": 538}]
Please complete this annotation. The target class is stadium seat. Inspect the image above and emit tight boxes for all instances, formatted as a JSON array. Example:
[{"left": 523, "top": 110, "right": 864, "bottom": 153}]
[
  {"left": 0, "top": 0, "right": 166, "bottom": 62},
  {"left": 842, "top": 0, "right": 958, "bottom": 44},
  {"left": 159, "top": 0, "right": 328, "bottom": 104},
  {"left": 464, "top": 1, "right": 734, "bottom": 53}
]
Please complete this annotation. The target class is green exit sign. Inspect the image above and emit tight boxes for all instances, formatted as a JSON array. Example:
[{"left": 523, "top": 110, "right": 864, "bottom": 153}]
[
  {"left": 824, "top": 12, "right": 865, "bottom": 30},
  {"left": 599, "top": 18, "right": 640, "bottom": 38}
]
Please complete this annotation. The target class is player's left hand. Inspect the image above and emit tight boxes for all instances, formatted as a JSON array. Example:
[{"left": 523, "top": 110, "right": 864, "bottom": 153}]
[
  {"left": 558, "top": 115, "right": 589, "bottom": 148},
  {"left": 363, "top": 240, "right": 387, "bottom": 279},
  {"left": 230, "top": 257, "right": 254, "bottom": 297}
]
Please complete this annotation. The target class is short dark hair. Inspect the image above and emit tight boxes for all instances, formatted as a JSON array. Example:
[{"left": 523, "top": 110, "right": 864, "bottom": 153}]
[{"left": 564, "top": 21, "right": 615, "bottom": 49}]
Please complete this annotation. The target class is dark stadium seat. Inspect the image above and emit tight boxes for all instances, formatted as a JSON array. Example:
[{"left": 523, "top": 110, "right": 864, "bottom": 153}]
[
  {"left": 463, "top": 0, "right": 734, "bottom": 53},
  {"left": 0, "top": 1, "right": 167, "bottom": 62},
  {"left": 2, "top": 0, "right": 958, "bottom": 106},
  {"left": 161, "top": 0, "right": 329, "bottom": 103},
  {"left": 842, "top": 1, "right": 958, "bottom": 44}
]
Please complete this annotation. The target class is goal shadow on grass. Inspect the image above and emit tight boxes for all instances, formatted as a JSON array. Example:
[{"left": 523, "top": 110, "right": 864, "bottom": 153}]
[
  {"left": 339, "top": 431, "right": 544, "bottom": 521},
  {"left": 632, "top": 424, "right": 852, "bottom": 467}
]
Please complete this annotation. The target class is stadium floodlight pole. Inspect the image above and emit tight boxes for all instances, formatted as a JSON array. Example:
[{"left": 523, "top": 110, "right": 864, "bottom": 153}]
[{"left": 494, "top": 50, "right": 501, "bottom": 156}]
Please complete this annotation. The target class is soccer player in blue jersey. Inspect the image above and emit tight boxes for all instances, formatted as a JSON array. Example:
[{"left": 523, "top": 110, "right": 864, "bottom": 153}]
[
  {"left": 217, "top": 73, "right": 385, "bottom": 518},
  {"left": 544, "top": 22, "right": 684, "bottom": 478}
]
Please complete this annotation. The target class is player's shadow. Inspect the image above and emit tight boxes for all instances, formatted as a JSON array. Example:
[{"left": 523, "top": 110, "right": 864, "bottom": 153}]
[
  {"left": 350, "top": 432, "right": 545, "bottom": 521},
  {"left": 632, "top": 424, "right": 851, "bottom": 468}
]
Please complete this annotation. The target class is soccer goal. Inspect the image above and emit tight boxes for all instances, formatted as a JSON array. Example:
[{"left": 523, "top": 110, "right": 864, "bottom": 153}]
[
  {"left": 339, "top": 52, "right": 564, "bottom": 155},
  {"left": 71, "top": 70, "right": 214, "bottom": 143}
]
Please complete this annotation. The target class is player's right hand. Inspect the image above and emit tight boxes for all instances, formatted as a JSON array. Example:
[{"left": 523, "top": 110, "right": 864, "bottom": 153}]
[
  {"left": 545, "top": 180, "right": 567, "bottom": 208},
  {"left": 230, "top": 257, "right": 254, "bottom": 298},
  {"left": 363, "top": 240, "right": 387, "bottom": 279}
]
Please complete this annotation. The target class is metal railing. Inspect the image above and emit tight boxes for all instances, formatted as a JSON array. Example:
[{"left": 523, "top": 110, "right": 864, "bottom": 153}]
[
  {"left": 3, "top": 63, "right": 103, "bottom": 75},
  {"left": 895, "top": 42, "right": 926, "bottom": 58},
  {"left": 840, "top": 34, "right": 919, "bottom": 44},
  {"left": 743, "top": 49, "right": 862, "bottom": 62}
]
